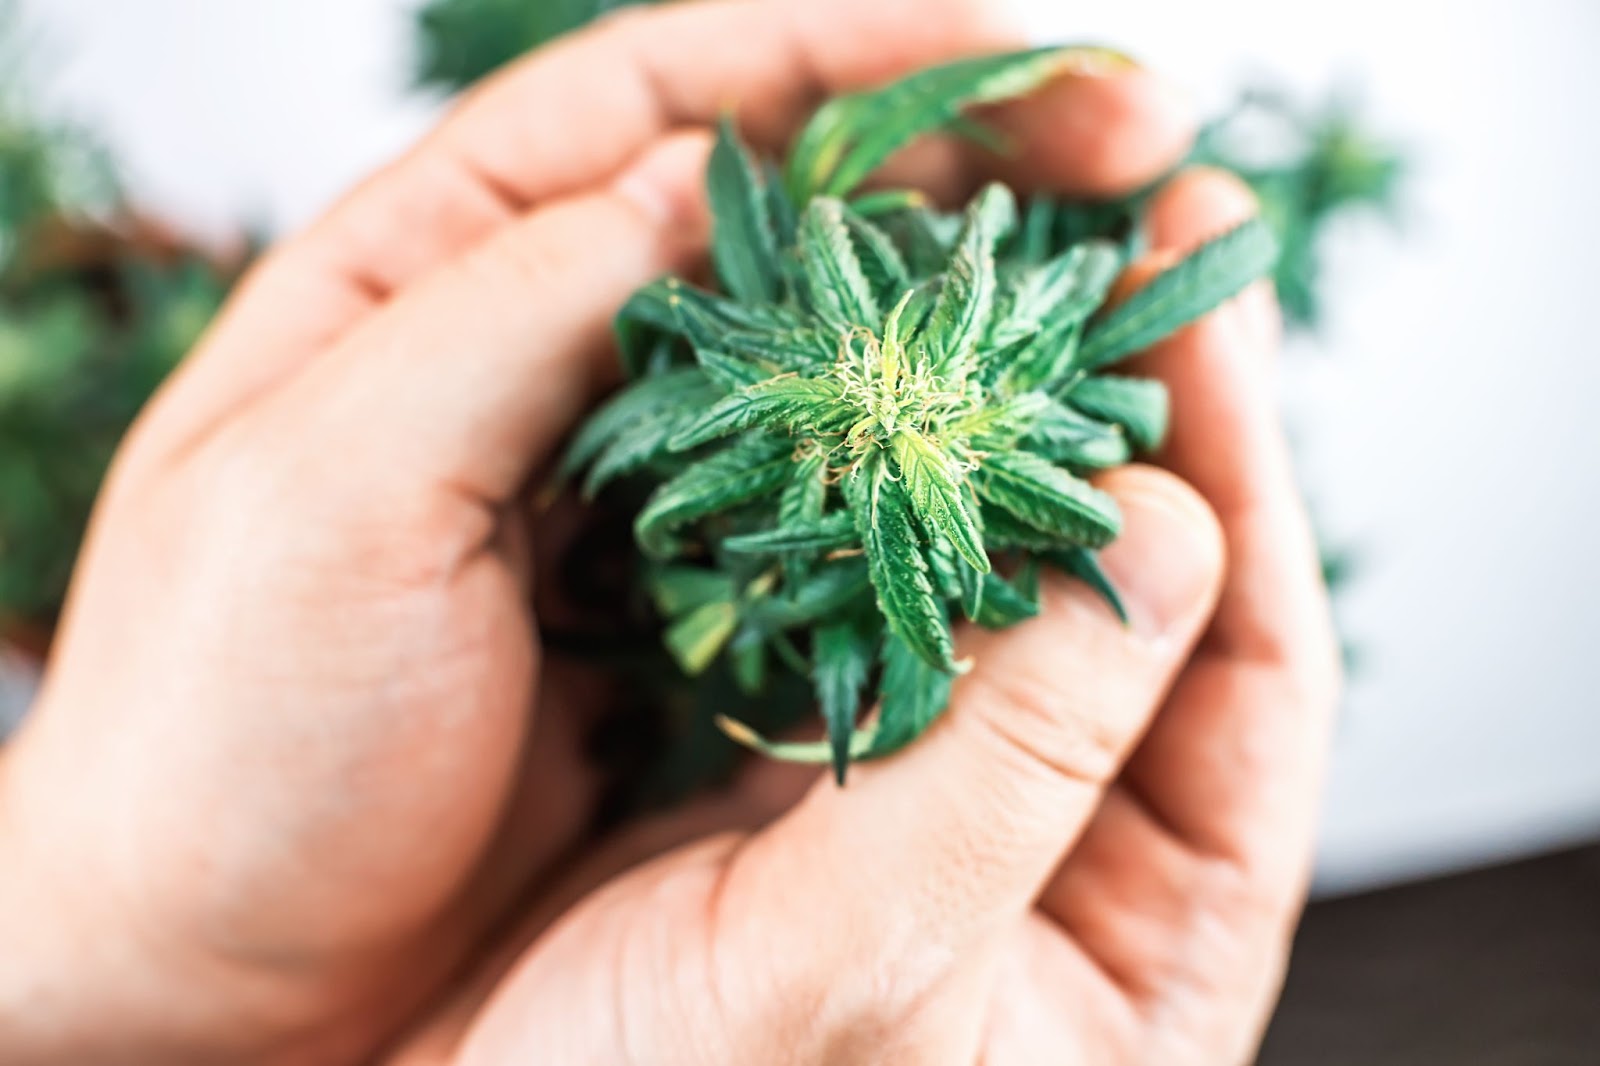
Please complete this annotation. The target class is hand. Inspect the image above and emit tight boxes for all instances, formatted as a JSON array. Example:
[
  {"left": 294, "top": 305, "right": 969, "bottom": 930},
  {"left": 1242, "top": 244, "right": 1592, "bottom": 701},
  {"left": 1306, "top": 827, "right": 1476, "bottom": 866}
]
[{"left": 0, "top": 1, "right": 1338, "bottom": 1063}]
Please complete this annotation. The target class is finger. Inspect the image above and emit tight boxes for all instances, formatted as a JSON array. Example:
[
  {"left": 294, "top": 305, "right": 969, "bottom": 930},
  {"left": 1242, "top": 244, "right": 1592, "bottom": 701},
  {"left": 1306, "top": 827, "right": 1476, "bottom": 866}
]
[
  {"left": 722, "top": 468, "right": 1224, "bottom": 994},
  {"left": 244, "top": 131, "right": 713, "bottom": 506},
  {"left": 1120, "top": 168, "right": 1341, "bottom": 883},
  {"left": 147, "top": 0, "right": 1018, "bottom": 449},
  {"left": 981, "top": 59, "right": 1196, "bottom": 199},
  {"left": 860, "top": 61, "right": 1195, "bottom": 207}
]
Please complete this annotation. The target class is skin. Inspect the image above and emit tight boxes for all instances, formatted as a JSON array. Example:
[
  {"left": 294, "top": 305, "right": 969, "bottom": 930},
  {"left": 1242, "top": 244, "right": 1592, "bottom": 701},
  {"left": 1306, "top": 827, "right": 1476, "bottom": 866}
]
[{"left": 0, "top": 1, "right": 1340, "bottom": 1063}]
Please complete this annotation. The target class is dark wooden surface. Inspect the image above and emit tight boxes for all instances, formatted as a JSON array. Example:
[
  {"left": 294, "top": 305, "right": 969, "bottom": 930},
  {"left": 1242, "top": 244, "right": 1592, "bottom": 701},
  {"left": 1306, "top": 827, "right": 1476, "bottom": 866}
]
[{"left": 1261, "top": 843, "right": 1600, "bottom": 1065}]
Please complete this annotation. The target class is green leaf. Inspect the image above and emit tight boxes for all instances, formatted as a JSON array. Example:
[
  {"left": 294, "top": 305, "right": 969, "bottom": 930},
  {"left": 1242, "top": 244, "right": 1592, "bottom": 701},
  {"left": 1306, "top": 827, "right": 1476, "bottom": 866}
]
[
  {"left": 798, "top": 198, "right": 881, "bottom": 330},
  {"left": 972, "top": 568, "right": 1042, "bottom": 628},
  {"left": 787, "top": 47, "right": 1120, "bottom": 201},
  {"left": 779, "top": 450, "right": 828, "bottom": 528},
  {"left": 1019, "top": 398, "right": 1125, "bottom": 465},
  {"left": 693, "top": 348, "right": 770, "bottom": 390},
  {"left": 876, "top": 206, "right": 964, "bottom": 278},
  {"left": 890, "top": 429, "right": 988, "bottom": 574},
  {"left": 1050, "top": 431, "right": 1132, "bottom": 472},
  {"left": 976, "top": 449, "right": 1122, "bottom": 548},
  {"left": 715, "top": 713, "right": 881, "bottom": 767},
  {"left": 923, "top": 183, "right": 1014, "bottom": 380},
  {"left": 978, "top": 503, "right": 1062, "bottom": 551},
  {"left": 668, "top": 376, "right": 845, "bottom": 451},
  {"left": 1078, "top": 217, "right": 1278, "bottom": 371},
  {"left": 1043, "top": 547, "right": 1128, "bottom": 623},
  {"left": 843, "top": 207, "right": 912, "bottom": 301},
  {"left": 723, "top": 512, "right": 856, "bottom": 555},
  {"left": 844, "top": 459, "right": 955, "bottom": 671},
  {"left": 664, "top": 600, "right": 739, "bottom": 675},
  {"left": 730, "top": 629, "right": 768, "bottom": 696},
  {"left": 582, "top": 406, "right": 702, "bottom": 498},
  {"left": 850, "top": 188, "right": 928, "bottom": 218},
  {"left": 814, "top": 622, "right": 873, "bottom": 783},
  {"left": 868, "top": 635, "right": 954, "bottom": 756},
  {"left": 635, "top": 438, "right": 791, "bottom": 558},
  {"left": 989, "top": 238, "right": 1122, "bottom": 350},
  {"left": 707, "top": 116, "right": 782, "bottom": 304},
  {"left": 556, "top": 368, "right": 710, "bottom": 482},
  {"left": 748, "top": 559, "right": 872, "bottom": 631},
  {"left": 648, "top": 567, "right": 736, "bottom": 617},
  {"left": 1014, "top": 195, "right": 1059, "bottom": 265},
  {"left": 1067, "top": 375, "right": 1169, "bottom": 452},
  {"left": 955, "top": 544, "right": 985, "bottom": 619}
]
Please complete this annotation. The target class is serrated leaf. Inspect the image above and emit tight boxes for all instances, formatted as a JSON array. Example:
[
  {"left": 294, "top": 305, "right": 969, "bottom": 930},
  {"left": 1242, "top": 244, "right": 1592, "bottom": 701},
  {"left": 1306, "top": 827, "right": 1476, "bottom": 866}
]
[
  {"left": 947, "top": 390, "right": 1052, "bottom": 446},
  {"left": 779, "top": 451, "right": 827, "bottom": 528},
  {"left": 923, "top": 184, "right": 1014, "bottom": 381},
  {"left": 665, "top": 600, "right": 739, "bottom": 675},
  {"left": 1043, "top": 547, "right": 1128, "bottom": 623},
  {"left": 845, "top": 459, "right": 955, "bottom": 671},
  {"left": 723, "top": 512, "right": 856, "bottom": 555},
  {"left": 1051, "top": 431, "right": 1132, "bottom": 471},
  {"left": 787, "top": 47, "right": 1119, "bottom": 201},
  {"left": 814, "top": 622, "right": 873, "bottom": 783},
  {"left": 583, "top": 405, "right": 705, "bottom": 497},
  {"left": 798, "top": 198, "right": 881, "bottom": 330},
  {"left": 956, "top": 546, "right": 985, "bottom": 619},
  {"left": 748, "top": 559, "right": 872, "bottom": 631},
  {"left": 876, "top": 206, "right": 964, "bottom": 278},
  {"left": 694, "top": 348, "right": 770, "bottom": 390},
  {"left": 890, "top": 429, "right": 988, "bottom": 574},
  {"left": 842, "top": 207, "right": 912, "bottom": 300},
  {"left": 707, "top": 116, "right": 782, "bottom": 304},
  {"left": 761, "top": 158, "right": 799, "bottom": 248},
  {"left": 668, "top": 376, "right": 845, "bottom": 451},
  {"left": 972, "top": 567, "right": 1042, "bottom": 628},
  {"left": 976, "top": 449, "right": 1122, "bottom": 548},
  {"left": 1019, "top": 398, "right": 1125, "bottom": 465},
  {"left": 635, "top": 438, "right": 791, "bottom": 558},
  {"left": 868, "top": 635, "right": 954, "bottom": 756},
  {"left": 1067, "top": 375, "right": 1169, "bottom": 452},
  {"left": 557, "top": 368, "right": 711, "bottom": 482},
  {"left": 1078, "top": 217, "right": 1278, "bottom": 371},
  {"left": 979, "top": 503, "right": 1063, "bottom": 551},
  {"left": 989, "top": 239, "right": 1122, "bottom": 350},
  {"left": 1014, "top": 195, "right": 1060, "bottom": 265},
  {"left": 923, "top": 530, "right": 963, "bottom": 603}
]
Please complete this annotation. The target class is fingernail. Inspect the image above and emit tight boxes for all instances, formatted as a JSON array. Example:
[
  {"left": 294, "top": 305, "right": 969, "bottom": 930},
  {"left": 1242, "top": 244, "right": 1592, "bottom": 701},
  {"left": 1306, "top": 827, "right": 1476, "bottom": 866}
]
[
  {"left": 1096, "top": 473, "right": 1223, "bottom": 643},
  {"left": 1059, "top": 46, "right": 1141, "bottom": 77}
]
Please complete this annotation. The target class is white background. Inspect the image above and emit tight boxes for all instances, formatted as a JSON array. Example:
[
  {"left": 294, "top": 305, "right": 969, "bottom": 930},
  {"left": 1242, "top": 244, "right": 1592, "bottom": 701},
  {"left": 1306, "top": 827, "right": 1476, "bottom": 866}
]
[{"left": 16, "top": 0, "right": 1600, "bottom": 894}]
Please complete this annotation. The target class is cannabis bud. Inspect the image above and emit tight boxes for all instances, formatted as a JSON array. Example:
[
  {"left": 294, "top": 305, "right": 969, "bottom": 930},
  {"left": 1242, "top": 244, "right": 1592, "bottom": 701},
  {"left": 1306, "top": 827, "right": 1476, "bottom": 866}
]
[{"left": 562, "top": 49, "right": 1276, "bottom": 783}]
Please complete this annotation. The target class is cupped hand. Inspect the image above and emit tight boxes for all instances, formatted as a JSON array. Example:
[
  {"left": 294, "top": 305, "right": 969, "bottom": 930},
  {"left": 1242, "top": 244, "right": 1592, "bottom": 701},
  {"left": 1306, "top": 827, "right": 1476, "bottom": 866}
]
[{"left": 0, "top": 1, "right": 1338, "bottom": 1064}]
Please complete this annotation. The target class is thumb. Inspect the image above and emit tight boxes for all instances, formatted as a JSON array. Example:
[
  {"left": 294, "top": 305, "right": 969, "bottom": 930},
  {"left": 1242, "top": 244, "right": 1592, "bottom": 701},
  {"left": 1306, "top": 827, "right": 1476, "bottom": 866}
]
[{"left": 726, "top": 466, "right": 1225, "bottom": 1004}]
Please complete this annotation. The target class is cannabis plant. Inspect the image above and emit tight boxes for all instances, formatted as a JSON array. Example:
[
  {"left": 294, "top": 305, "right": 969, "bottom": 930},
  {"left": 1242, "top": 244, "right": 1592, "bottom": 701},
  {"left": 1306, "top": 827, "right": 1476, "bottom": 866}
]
[{"left": 561, "top": 50, "right": 1276, "bottom": 781}]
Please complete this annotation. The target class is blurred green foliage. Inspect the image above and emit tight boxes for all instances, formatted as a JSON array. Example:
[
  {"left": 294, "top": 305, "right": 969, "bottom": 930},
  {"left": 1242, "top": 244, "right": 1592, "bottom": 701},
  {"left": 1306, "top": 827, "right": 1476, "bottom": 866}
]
[
  {"left": 1193, "top": 87, "right": 1405, "bottom": 329},
  {"left": 0, "top": 4, "right": 233, "bottom": 626},
  {"left": 415, "top": 0, "right": 658, "bottom": 91}
]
